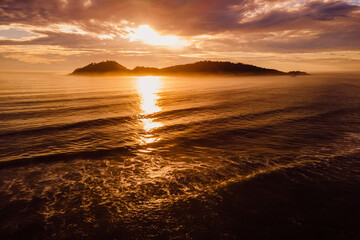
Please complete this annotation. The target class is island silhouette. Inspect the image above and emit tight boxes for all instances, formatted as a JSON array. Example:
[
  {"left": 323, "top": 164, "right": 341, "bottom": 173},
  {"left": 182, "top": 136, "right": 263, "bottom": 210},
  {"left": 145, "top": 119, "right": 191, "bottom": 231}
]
[{"left": 72, "top": 60, "right": 308, "bottom": 76}]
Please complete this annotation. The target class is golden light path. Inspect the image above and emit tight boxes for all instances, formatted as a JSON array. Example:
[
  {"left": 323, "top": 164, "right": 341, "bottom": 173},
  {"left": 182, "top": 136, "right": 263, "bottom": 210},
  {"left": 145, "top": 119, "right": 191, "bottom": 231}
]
[{"left": 137, "top": 76, "right": 163, "bottom": 145}]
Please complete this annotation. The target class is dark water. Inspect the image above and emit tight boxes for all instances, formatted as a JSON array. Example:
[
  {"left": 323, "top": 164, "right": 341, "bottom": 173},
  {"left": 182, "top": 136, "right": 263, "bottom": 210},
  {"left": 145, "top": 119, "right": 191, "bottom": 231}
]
[{"left": 0, "top": 72, "right": 359, "bottom": 239}]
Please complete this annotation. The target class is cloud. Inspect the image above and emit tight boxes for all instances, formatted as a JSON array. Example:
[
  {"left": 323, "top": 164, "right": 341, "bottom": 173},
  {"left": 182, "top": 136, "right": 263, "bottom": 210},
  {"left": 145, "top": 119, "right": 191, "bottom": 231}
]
[
  {"left": 0, "top": 0, "right": 245, "bottom": 35},
  {"left": 0, "top": 0, "right": 359, "bottom": 71},
  {"left": 306, "top": 0, "right": 359, "bottom": 20},
  {"left": 1, "top": 0, "right": 358, "bottom": 36},
  {"left": 238, "top": 0, "right": 359, "bottom": 31}
]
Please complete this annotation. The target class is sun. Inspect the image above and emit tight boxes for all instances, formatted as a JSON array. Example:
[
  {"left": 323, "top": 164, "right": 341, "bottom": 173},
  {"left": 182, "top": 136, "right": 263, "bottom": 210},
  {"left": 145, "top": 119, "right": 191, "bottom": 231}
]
[{"left": 128, "top": 25, "right": 189, "bottom": 48}]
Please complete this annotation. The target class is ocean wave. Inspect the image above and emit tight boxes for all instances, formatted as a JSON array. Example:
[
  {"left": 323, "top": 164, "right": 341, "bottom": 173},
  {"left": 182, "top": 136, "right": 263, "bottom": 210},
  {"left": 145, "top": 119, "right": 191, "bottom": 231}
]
[
  {"left": 0, "top": 115, "right": 135, "bottom": 137},
  {"left": 0, "top": 145, "right": 135, "bottom": 168}
]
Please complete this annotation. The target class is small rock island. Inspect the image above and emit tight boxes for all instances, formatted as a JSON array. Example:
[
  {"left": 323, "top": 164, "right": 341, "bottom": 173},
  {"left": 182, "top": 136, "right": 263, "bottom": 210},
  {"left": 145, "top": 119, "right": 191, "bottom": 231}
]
[{"left": 71, "top": 60, "right": 308, "bottom": 76}]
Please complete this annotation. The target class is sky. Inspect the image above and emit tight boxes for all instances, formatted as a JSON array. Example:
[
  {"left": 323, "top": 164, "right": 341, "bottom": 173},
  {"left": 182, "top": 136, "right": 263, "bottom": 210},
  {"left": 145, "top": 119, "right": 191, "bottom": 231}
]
[{"left": 0, "top": 0, "right": 359, "bottom": 72}]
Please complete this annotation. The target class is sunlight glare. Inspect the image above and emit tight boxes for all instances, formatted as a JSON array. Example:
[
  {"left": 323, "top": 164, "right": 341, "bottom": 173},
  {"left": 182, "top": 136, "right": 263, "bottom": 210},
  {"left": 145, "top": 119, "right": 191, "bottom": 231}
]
[
  {"left": 141, "top": 118, "right": 163, "bottom": 132},
  {"left": 129, "top": 25, "right": 188, "bottom": 48}
]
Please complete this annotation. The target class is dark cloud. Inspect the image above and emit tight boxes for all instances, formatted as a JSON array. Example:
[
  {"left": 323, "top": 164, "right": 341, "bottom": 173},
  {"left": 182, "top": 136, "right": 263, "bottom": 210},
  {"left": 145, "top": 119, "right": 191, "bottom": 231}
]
[
  {"left": 273, "top": 27, "right": 360, "bottom": 52},
  {"left": 306, "top": 0, "right": 358, "bottom": 20},
  {"left": 238, "top": 0, "right": 359, "bottom": 31},
  {"left": 194, "top": 24, "right": 360, "bottom": 53},
  {"left": 0, "top": 30, "right": 144, "bottom": 51},
  {"left": 1, "top": 0, "right": 359, "bottom": 35},
  {"left": 0, "top": 31, "right": 96, "bottom": 47},
  {"left": 0, "top": 0, "right": 246, "bottom": 34}
]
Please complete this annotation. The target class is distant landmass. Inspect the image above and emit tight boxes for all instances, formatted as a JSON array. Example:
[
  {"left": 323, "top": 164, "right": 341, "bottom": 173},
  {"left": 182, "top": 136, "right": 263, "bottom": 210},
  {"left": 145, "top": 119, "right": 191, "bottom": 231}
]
[{"left": 71, "top": 60, "right": 308, "bottom": 76}]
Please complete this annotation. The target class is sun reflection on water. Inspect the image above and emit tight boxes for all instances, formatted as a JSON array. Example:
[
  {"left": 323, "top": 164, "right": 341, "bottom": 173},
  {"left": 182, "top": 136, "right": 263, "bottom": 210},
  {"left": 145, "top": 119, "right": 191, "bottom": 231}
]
[
  {"left": 137, "top": 76, "right": 163, "bottom": 145},
  {"left": 137, "top": 76, "right": 162, "bottom": 115}
]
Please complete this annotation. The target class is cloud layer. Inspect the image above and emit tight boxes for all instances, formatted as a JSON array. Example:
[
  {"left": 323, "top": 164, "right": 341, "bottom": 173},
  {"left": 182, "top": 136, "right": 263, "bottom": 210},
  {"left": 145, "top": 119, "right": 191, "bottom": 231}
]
[{"left": 0, "top": 0, "right": 359, "bottom": 71}]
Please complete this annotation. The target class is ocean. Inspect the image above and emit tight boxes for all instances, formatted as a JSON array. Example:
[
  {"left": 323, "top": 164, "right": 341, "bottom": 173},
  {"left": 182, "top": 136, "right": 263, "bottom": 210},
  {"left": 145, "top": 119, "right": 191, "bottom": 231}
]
[{"left": 0, "top": 72, "right": 359, "bottom": 239}]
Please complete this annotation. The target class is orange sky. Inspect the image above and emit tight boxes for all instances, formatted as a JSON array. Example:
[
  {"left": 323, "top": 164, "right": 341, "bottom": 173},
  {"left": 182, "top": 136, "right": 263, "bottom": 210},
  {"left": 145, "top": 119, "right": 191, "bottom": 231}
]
[{"left": 0, "top": 0, "right": 359, "bottom": 73}]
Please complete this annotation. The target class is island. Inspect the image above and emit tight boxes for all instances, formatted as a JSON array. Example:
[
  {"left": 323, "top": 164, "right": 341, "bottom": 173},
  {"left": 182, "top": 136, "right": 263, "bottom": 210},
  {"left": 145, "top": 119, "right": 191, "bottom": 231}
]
[{"left": 71, "top": 60, "right": 308, "bottom": 76}]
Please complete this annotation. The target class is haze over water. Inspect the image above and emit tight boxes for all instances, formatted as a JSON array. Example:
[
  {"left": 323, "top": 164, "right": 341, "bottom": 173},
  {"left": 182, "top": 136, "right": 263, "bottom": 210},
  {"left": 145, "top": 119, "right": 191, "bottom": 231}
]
[{"left": 0, "top": 72, "right": 360, "bottom": 239}]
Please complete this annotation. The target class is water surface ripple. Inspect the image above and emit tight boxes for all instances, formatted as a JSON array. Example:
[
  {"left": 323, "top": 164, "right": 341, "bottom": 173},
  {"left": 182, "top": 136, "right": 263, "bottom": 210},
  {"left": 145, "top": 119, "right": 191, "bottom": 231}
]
[{"left": 0, "top": 73, "right": 359, "bottom": 239}]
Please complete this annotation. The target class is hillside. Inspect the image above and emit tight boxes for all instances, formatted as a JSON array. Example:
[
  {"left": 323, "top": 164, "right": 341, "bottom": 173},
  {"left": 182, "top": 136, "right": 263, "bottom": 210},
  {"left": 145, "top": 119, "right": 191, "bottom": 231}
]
[
  {"left": 71, "top": 60, "right": 308, "bottom": 76},
  {"left": 161, "top": 61, "right": 284, "bottom": 75},
  {"left": 72, "top": 60, "right": 129, "bottom": 75}
]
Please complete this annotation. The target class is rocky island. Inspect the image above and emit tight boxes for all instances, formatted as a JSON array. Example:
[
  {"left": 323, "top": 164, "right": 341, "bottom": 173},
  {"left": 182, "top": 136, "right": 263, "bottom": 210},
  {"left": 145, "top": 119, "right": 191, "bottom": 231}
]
[{"left": 71, "top": 60, "right": 308, "bottom": 76}]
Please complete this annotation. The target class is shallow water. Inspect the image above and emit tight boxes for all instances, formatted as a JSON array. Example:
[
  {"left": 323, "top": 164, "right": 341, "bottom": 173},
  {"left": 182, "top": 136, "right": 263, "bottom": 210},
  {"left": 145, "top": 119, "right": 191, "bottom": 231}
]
[{"left": 0, "top": 72, "right": 359, "bottom": 239}]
